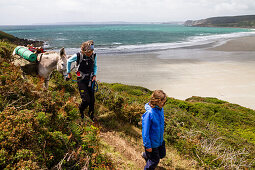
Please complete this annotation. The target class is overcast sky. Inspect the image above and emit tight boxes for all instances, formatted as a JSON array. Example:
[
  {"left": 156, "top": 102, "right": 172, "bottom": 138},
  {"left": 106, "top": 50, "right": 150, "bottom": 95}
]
[{"left": 0, "top": 0, "right": 255, "bottom": 25}]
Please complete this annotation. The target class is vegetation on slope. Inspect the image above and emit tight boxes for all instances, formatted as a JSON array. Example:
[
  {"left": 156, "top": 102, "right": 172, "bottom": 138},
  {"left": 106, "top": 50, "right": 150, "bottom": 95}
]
[
  {"left": 0, "top": 41, "right": 112, "bottom": 169},
  {"left": 0, "top": 31, "right": 43, "bottom": 47},
  {"left": 95, "top": 83, "right": 255, "bottom": 169},
  {"left": 1, "top": 31, "right": 255, "bottom": 169},
  {"left": 184, "top": 15, "right": 255, "bottom": 28}
]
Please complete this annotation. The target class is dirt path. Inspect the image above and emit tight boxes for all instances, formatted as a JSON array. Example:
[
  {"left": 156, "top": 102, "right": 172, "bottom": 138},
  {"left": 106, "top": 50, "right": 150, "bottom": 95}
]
[
  {"left": 100, "top": 131, "right": 145, "bottom": 169},
  {"left": 95, "top": 106, "right": 198, "bottom": 169},
  {"left": 99, "top": 130, "right": 198, "bottom": 169}
]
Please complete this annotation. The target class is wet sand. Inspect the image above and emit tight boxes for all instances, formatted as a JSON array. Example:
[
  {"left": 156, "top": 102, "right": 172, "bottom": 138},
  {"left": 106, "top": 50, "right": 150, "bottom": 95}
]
[
  {"left": 210, "top": 36, "right": 255, "bottom": 51},
  {"left": 97, "top": 36, "right": 255, "bottom": 110}
]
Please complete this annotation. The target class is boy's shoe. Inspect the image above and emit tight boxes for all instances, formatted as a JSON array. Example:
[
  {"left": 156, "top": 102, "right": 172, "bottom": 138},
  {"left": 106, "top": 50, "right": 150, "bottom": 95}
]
[{"left": 141, "top": 152, "right": 148, "bottom": 162}]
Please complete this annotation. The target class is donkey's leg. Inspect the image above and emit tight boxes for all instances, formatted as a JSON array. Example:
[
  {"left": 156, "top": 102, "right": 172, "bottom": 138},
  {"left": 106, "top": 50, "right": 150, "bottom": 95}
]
[
  {"left": 44, "top": 77, "right": 50, "bottom": 89},
  {"left": 44, "top": 71, "right": 54, "bottom": 89}
]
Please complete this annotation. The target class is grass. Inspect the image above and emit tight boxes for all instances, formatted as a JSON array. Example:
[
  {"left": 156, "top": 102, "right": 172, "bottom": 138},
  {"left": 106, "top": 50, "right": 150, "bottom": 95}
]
[
  {"left": 99, "top": 140, "right": 137, "bottom": 169},
  {"left": 0, "top": 40, "right": 113, "bottom": 169},
  {"left": 1, "top": 31, "right": 255, "bottom": 169},
  {"left": 95, "top": 83, "right": 255, "bottom": 169}
]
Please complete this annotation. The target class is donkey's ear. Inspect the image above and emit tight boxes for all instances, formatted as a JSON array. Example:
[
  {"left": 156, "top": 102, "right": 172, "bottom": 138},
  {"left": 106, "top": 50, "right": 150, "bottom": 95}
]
[{"left": 60, "top": 47, "right": 66, "bottom": 57}]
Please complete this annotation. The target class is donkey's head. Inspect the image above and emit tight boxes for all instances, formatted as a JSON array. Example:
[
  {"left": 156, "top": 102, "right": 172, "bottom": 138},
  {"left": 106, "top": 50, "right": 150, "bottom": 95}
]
[{"left": 57, "top": 48, "right": 67, "bottom": 76}]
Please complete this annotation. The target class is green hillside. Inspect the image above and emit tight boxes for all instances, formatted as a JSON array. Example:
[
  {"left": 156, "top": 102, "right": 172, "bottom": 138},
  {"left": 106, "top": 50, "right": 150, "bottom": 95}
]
[
  {"left": 0, "top": 31, "right": 43, "bottom": 46},
  {"left": 1, "top": 34, "right": 255, "bottom": 169},
  {"left": 96, "top": 84, "right": 255, "bottom": 169},
  {"left": 184, "top": 15, "right": 255, "bottom": 28},
  {"left": 0, "top": 41, "right": 113, "bottom": 169}
]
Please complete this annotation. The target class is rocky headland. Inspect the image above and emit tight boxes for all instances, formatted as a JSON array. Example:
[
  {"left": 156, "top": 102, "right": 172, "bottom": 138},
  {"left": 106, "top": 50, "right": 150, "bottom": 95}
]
[
  {"left": 184, "top": 15, "right": 255, "bottom": 28},
  {"left": 0, "top": 30, "right": 43, "bottom": 46}
]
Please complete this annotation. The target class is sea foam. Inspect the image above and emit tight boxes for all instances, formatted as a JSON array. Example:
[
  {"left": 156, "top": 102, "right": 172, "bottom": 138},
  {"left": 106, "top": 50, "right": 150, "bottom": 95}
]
[{"left": 89, "top": 31, "right": 255, "bottom": 54}]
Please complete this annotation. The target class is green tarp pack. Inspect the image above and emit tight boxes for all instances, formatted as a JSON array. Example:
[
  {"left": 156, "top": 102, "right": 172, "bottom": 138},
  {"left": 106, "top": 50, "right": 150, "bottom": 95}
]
[{"left": 15, "top": 46, "right": 37, "bottom": 62}]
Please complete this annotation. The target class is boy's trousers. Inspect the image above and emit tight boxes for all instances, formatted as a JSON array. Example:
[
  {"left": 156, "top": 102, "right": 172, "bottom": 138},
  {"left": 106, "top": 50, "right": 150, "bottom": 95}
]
[{"left": 144, "top": 140, "right": 166, "bottom": 170}]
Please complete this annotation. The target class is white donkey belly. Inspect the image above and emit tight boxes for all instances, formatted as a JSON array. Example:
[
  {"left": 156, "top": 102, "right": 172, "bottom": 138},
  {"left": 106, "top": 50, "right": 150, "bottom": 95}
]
[{"left": 38, "top": 64, "right": 56, "bottom": 79}]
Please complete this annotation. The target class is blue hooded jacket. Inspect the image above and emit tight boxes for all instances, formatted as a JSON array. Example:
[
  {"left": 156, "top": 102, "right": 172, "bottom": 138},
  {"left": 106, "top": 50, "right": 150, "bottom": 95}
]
[{"left": 142, "top": 103, "right": 164, "bottom": 149}]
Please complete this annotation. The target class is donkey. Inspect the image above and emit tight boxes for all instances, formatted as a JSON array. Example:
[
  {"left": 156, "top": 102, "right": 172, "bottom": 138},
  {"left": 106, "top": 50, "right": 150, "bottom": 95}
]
[{"left": 13, "top": 47, "right": 68, "bottom": 88}]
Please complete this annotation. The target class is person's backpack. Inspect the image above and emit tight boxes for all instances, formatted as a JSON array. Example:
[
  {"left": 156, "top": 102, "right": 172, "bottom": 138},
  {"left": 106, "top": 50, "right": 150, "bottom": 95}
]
[{"left": 76, "top": 52, "right": 96, "bottom": 67}]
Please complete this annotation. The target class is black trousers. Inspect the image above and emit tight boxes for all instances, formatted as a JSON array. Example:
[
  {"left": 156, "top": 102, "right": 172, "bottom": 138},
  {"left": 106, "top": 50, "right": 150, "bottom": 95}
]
[
  {"left": 77, "top": 78, "right": 95, "bottom": 118},
  {"left": 144, "top": 140, "right": 166, "bottom": 170}
]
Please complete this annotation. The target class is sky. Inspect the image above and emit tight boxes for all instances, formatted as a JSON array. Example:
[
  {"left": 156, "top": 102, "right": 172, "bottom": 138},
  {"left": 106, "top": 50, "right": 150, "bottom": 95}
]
[{"left": 0, "top": 0, "right": 255, "bottom": 25}]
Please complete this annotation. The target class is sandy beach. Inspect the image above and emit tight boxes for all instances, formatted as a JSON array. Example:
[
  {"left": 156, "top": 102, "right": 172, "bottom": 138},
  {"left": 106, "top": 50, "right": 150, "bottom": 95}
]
[{"left": 97, "top": 36, "right": 255, "bottom": 110}]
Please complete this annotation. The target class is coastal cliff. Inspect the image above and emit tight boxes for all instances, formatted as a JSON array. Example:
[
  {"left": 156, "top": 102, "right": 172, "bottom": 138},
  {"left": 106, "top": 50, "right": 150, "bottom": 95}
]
[
  {"left": 0, "top": 30, "right": 43, "bottom": 46},
  {"left": 184, "top": 15, "right": 255, "bottom": 28}
]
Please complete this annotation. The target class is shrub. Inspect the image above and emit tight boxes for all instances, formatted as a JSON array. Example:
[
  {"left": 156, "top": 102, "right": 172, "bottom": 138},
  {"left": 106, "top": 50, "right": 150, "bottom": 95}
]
[
  {"left": 0, "top": 42, "right": 113, "bottom": 169},
  {"left": 96, "top": 83, "right": 148, "bottom": 125},
  {"left": 164, "top": 98, "right": 255, "bottom": 168},
  {"left": 0, "top": 41, "right": 16, "bottom": 61}
]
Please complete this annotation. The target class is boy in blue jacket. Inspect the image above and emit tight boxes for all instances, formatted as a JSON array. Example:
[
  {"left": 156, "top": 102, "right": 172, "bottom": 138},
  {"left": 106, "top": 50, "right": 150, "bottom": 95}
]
[{"left": 142, "top": 90, "right": 167, "bottom": 170}]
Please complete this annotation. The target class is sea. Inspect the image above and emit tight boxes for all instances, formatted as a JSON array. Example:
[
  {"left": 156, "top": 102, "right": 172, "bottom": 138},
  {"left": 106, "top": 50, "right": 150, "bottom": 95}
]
[{"left": 1, "top": 24, "right": 255, "bottom": 55}]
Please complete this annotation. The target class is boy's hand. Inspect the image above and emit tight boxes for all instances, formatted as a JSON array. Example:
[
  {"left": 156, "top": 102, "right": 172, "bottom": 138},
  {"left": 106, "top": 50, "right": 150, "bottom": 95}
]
[{"left": 146, "top": 148, "right": 152, "bottom": 152}]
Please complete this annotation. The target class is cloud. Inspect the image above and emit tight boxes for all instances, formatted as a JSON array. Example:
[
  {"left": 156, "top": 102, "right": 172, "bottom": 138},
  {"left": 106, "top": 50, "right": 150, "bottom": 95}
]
[
  {"left": 214, "top": 1, "right": 248, "bottom": 13},
  {"left": 1, "top": 0, "right": 255, "bottom": 25}
]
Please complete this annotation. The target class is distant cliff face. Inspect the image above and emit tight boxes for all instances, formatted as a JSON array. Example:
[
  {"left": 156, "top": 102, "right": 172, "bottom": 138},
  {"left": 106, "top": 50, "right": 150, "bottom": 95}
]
[
  {"left": 184, "top": 15, "right": 255, "bottom": 28},
  {"left": 0, "top": 31, "right": 43, "bottom": 46}
]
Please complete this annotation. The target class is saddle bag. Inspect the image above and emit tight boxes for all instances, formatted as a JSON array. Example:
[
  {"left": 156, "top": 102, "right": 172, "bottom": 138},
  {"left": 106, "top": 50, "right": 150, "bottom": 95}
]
[{"left": 14, "top": 46, "right": 37, "bottom": 62}]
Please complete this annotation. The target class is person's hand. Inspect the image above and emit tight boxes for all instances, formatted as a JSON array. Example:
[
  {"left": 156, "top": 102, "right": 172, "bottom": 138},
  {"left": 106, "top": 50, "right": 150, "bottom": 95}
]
[
  {"left": 146, "top": 148, "right": 152, "bottom": 152},
  {"left": 92, "top": 75, "right": 96, "bottom": 81},
  {"left": 66, "top": 73, "right": 72, "bottom": 80}
]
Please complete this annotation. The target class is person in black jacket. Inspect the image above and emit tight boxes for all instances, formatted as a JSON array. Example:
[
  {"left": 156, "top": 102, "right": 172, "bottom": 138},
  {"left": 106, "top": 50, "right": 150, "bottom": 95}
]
[{"left": 66, "top": 40, "right": 97, "bottom": 120}]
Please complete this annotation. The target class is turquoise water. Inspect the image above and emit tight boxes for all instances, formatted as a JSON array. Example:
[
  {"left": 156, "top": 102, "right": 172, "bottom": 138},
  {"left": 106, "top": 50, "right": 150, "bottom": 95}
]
[{"left": 0, "top": 24, "right": 254, "bottom": 54}]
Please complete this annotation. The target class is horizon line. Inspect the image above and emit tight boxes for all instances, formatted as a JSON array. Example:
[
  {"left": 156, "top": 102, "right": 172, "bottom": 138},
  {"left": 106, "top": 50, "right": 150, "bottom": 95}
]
[{"left": 0, "top": 21, "right": 185, "bottom": 26}]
